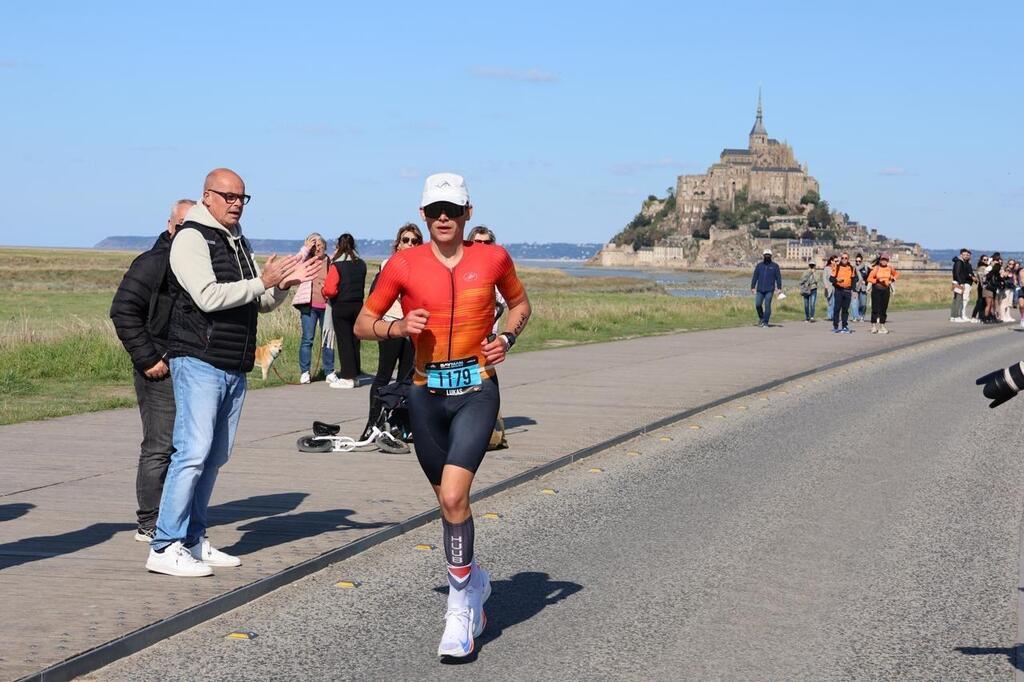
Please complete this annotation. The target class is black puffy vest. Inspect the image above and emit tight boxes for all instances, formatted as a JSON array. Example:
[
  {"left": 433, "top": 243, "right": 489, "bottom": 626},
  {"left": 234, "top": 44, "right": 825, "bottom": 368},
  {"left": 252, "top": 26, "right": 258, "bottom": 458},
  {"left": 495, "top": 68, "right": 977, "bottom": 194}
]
[
  {"left": 332, "top": 258, "right": 367, "bottom": 304},
  {"left": 167, "top": 223, "right": 259, "bottom": 372}
]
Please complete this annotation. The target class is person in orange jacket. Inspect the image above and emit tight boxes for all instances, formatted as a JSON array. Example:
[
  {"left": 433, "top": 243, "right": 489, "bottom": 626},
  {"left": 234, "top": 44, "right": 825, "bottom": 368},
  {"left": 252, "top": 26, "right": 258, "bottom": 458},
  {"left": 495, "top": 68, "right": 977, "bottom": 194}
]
[
  {"left": 829, "top": 252, "right": 859, "bottom": 333},
  {"left": 867, "top": 253, "right": 899, "bottom": 334}
]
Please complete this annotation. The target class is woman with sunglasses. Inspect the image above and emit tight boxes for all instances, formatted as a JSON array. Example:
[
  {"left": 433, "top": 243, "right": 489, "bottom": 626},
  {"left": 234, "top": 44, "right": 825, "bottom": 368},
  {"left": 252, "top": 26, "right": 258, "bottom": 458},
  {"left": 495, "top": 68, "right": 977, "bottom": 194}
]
[
  {"left": 355, "top": 173, "right": 532, "bottom": 659},
  {"left": 359, "top": 223, "right": 422, "bottom": 439}
]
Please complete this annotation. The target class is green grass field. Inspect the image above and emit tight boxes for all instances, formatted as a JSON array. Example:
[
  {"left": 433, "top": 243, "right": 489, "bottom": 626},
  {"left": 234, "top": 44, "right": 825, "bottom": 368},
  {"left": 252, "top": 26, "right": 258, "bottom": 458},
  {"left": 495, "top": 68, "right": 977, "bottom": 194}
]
[{"left": 0, "top": 247, "right": 951, "bottom": 425}]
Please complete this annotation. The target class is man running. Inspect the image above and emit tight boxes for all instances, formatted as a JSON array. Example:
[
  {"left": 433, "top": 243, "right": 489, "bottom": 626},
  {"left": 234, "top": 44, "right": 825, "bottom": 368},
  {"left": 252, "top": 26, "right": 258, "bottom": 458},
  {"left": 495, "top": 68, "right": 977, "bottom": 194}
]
[{"left": 355, "top": 173, "right": 531, "bottom": 658}]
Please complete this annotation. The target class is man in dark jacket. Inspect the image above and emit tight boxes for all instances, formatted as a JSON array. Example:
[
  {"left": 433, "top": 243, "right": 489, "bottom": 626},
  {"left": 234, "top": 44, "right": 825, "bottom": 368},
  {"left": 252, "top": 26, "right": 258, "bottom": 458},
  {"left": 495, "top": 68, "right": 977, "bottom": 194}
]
[
  {"left": 110, "top": 198, "right": 195, "bottom": 542},
  {"left": 145, "top": 168, "right": 321, "bottom": 578},
  {"left": 830, "top": 252, "right": 859, "bottom": 333},
  {"left": 951, "top": 248, "right": 974, "bottom": 322},
  {"left": 750, "top": 248, "right": 783, "bottom": 327}
]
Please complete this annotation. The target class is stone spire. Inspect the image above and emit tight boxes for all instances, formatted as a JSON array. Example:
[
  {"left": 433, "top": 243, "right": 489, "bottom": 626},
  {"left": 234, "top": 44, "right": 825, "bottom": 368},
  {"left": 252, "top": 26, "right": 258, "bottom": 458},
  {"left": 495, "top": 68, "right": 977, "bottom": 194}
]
[{"left": 750, "top": 88, "right": 767, "bottom": 137}]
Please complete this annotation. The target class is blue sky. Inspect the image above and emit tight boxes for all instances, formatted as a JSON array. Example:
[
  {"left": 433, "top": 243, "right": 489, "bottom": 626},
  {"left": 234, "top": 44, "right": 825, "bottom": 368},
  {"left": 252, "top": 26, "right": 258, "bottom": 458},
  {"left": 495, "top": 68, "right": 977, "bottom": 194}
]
[{"left": 0, "top": 1, "right": 1020, "bottom": 249}]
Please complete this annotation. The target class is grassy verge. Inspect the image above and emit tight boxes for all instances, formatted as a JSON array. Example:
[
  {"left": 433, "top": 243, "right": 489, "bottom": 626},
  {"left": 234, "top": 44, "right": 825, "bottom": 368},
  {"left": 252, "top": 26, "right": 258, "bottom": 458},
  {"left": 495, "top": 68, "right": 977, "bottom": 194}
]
[{"left": 0, "top": 247, "right": 951, "bottom": 425}]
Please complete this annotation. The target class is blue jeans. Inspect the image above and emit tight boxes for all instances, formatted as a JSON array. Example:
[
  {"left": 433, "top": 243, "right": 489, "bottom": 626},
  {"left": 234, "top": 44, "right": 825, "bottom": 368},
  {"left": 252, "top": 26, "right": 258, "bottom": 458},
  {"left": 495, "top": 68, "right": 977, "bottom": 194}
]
[
  {"left": 826, "top": 293, "right": 834, "bottom": 322},
  {"left": 153, "top": 356, "right": 246, "bottom": 551},
  {"left": 851, "top": 293, "right": 860, "bottom": 319},
  {"left": 755, "top": 290, "right": 774, "bottom": 324},
  {"left": 299, "top": 306, "right": 335, "bottom": 374},
  {"left": 803, "top": 291, "right": 817, "bottom": 320},
  {"left": 857, "top": 291, "right": 868, "bottom": 319}
]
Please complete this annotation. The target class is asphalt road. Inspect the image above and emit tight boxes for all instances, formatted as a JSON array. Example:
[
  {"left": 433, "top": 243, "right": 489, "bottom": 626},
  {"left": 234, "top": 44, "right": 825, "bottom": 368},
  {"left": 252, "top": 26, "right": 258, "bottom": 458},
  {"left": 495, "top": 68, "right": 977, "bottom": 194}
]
[{"left": 94, "top": 330, "right": 1024, "bottom": 681}]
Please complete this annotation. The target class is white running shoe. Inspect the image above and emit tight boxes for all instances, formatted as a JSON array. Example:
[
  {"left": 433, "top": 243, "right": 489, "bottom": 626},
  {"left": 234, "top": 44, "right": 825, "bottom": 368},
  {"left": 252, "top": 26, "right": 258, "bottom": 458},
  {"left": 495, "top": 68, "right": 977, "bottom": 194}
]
[
  {"left": 879, "top": 324, "right": 889, "bottom": 334},
  {"left": 969, "top": 317, "right": 980, "bottom": 323},
  {"left": 134, "top": 527, "right": 155, "bottom": 543},
  {"left": 437, "top": 606, "right": 475, "bottom": 658},
  {"left": 146, "top": 541, "right": 213, "bottom": 577},
  {"left": 189, "top": 537, "right": 241, "bottom": 567},
  {"left": 467, "top": 565, "right": 491, "bottom": 638},
  {"left": 871, "top": 324, "right": 878, "bottom": 334},
  {"left": 325, "top": 372, "right": 339, "bottom": 385},
  {"left": 300, "top": 372, "right": 311, "bottom": 384},
  {"left": 329, "top": 377, "right": 356, "bottom": 389}
]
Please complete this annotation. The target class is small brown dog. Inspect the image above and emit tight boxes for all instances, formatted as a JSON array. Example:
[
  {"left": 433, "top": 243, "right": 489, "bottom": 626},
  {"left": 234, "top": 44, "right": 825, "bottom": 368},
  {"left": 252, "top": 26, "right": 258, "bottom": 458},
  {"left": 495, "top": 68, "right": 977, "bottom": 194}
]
[{"left": 254, "top": 338, "right": 284, "bottom": 380}]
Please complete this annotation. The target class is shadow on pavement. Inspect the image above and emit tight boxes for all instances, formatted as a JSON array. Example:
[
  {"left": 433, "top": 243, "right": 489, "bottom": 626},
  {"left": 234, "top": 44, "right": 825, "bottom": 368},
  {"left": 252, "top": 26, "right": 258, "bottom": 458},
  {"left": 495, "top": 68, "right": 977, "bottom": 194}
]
[
  {"left": 218, "top": 508, "right": 388, "bottom": 556},
  {"left": 0, "top": 493, "right": 309, "bottom": 571},
  {"left": 503, "top": 416, "right": 538, "bottom": 429},
  {"left": 0, "top": 503, "right": 35, "bottom": 523},
  {"left": 435, "top": 571, "right": 584, "bottom": 664},
  {"left": 955, "top": 646, "right": 1023, "bottom": 671},
  {"left": 208, "top": 492, "right": 309, "bottom": 528},
  {"left": 0, "top": 522, "right": 134, "bottom": 570}
]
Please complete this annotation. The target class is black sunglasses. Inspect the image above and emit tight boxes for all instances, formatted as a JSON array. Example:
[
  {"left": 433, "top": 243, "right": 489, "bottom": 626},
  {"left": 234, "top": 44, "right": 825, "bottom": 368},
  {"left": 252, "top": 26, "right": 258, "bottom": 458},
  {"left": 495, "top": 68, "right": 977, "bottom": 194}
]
[
  {"left": 207, "top": 189, "right": 251, "bottom": 205},
  {"left": 473, "top": 238, "right": 494, "bottom": 245},
  {"left": 423, "top": 202, "right": 466, "bottom": 220},
  {"left": 400, "top": 236, "right": 422, "bottom": 245}
]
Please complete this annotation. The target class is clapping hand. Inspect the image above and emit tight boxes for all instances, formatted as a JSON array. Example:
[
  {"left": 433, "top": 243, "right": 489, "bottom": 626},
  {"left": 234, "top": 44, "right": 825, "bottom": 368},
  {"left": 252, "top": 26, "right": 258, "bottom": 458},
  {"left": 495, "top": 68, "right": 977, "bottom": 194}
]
[
  {"left": 260, "top": 254, "right": 300, "bottom": 289},
  {"left": 280, "top": 256, "right": 323, "bottom": 290}
]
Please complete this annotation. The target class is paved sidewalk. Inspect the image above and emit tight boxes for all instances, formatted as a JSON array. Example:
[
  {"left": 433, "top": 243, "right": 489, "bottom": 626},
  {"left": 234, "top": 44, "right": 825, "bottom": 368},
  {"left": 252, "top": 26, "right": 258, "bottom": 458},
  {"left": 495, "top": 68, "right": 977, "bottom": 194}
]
[{"left": 0, "top": 311, "right": 991, "bottom": 679}]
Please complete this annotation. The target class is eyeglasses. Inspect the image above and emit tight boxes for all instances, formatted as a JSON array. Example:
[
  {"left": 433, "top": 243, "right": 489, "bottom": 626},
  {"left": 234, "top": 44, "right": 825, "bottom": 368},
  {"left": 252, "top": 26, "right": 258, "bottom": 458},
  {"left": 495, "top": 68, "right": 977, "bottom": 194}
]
[
  {"left": 473, "top": 238, "right": 494, "bottom": 245},
  {"left": 400, "top": 236, "right": 422, "bottom": 245},
  {"left": 423, "top": 201, "right": 466, "bottom": 220},
  {"left": 207, "top": 189, "right": 251, "bottom": 205}
]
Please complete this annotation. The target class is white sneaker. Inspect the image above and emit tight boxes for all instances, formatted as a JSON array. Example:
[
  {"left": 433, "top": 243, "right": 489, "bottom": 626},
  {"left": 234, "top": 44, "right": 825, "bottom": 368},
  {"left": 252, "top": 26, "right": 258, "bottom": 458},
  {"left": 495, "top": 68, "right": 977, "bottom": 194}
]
[
  {"left": 879, "top": 324, "right": 889, "bottom": 334},
  {"left": 300, "top": 372, "right": 311, "bottom": 385},
  {"left": 871, "top": 324, "right": 878, "bottom": 334},
  {"left": 134, "top": 527, "right": 155, "bottom": 542},
  {"left": 437, "top": 606, "right": 475, "bottom": 658},
  {"left": 189, "top": 537, "right": 241, "bottom": 567},
  {"left": 950, "top": 317, "right": 957, "bottom": 322},
  {"left": 325, "top": 372, "right": 339, "bottom": 385},
  {"left": 969, "top": 317, "right": 980, "bottom": 323},
  {"left": 329, "top": 377, "right": 356, "bottom": 389},
  {"left": 146, "top": 541, "right": 213, "bottom": 577},
  {"left": 466, "top": 565, "right": 491, "bottom": 638}
]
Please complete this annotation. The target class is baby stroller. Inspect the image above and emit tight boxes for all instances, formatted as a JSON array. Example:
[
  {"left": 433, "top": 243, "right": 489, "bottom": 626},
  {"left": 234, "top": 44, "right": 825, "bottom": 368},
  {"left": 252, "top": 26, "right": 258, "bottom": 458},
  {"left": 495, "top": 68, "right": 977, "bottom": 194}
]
[{"left": 295, "top": 379, "right": 412, "bottom": 454}]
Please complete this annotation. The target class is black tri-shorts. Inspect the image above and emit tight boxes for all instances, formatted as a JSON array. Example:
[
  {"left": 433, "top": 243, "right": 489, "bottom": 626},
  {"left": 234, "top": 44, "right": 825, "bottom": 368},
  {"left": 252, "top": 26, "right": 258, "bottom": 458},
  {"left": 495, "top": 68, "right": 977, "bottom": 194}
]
[{"left": 407, "top": 377, "right": 500, "bottom": 486}]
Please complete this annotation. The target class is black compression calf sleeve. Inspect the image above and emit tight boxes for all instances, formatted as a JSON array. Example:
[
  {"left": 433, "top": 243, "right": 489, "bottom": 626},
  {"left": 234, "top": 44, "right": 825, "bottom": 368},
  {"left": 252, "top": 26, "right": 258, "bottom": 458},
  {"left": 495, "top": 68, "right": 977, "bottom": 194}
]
[{"left": 442, "top": 516, "right": 474, "bottom": 568}]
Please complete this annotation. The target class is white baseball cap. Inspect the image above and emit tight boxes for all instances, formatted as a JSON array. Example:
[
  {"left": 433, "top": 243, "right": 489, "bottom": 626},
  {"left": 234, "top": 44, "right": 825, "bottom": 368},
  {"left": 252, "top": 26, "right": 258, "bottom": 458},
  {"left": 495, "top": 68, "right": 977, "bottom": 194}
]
[
  {"left": 420, "top": 172, "right": 470, "bottom": 208},
  {"left": 763, "top": 248, "right": 772, "bottom": 255}
]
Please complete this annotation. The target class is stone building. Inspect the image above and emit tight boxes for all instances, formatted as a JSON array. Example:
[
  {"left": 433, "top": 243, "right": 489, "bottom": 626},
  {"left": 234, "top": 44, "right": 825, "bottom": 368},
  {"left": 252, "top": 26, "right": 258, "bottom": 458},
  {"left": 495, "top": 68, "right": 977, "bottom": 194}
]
[{"left": 676, "top": 92, "right": 819, "bottom": 232}]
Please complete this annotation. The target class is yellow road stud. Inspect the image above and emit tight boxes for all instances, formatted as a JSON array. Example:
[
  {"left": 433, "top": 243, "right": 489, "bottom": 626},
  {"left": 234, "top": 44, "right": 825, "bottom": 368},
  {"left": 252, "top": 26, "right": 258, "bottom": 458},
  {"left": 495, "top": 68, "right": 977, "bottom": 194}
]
[
  {"left": 482, "top": 512, "right": 501, "bottom": 520},
  {"left": 589, "top": 467, "right": 604, "bottom": 473},
  {"left": 541, "top": 488, "right": 558, "bottom": 495},
  {"left": 225, "top": 630, "right": 256, "bottom": 640},
  {"left": 335, "top": 580, "right": 361, "bottom": 589},
  {"left": 626, "top": 450, "right": 641, "bottom": 456},
  {"left": 414, "top": 543, "right": 436, "bottom": 551},
  {"left": 688, "top": 425, "right": 701, "bottom": 430},
  {"left": 659, "top": 436, "right": 672, "bottom": 442}
]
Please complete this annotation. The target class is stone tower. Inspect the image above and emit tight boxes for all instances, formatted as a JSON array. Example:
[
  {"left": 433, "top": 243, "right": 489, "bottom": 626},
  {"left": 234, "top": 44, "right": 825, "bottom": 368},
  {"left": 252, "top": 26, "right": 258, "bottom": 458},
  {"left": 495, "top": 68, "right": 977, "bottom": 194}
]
[{"left": 749, "top": 88, "right": 768, "bottom": 148}]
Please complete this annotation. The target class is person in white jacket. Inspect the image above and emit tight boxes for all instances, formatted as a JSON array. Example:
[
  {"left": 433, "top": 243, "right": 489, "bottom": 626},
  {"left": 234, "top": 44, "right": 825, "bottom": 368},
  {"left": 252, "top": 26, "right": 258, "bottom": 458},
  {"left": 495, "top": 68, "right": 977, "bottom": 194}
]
[{"left": 145, "top": 168, "right": 320, "bottom": 578}]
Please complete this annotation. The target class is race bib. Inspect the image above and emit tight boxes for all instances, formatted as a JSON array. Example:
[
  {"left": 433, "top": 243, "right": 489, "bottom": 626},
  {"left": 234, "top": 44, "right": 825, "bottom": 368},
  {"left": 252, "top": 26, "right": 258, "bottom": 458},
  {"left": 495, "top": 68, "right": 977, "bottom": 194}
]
[{"left": 425, "top": 357, "right": 482, "bottom": 396}]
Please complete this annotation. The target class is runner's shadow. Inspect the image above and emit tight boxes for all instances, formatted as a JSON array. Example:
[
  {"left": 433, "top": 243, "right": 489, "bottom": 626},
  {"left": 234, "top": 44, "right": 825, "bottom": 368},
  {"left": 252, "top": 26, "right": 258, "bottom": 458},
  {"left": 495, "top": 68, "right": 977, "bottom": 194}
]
[
  {"left": 0, "top": 503, "right": 34, "bottom": 523},
  {"left": 218, "top": 509, "right": 388, "bottom": 555},
  {"left": 954, "top": 646, "right": 1023, "bottom": 671},
  {"left": 0, "top": 522, "right": 134, "bottom": 571},
  {"left": 207, "top": 492, "right": 309, "bottom": 528},
  {"left": 434, "top": 571, "right": 583, "bottom": 664}
]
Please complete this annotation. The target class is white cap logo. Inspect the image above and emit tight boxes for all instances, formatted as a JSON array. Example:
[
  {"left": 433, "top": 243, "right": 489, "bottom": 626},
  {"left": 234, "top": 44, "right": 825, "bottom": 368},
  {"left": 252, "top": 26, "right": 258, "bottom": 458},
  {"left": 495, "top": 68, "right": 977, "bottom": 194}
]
[{"left": 421, "top": 172, "right": 470, "bottom": 208}]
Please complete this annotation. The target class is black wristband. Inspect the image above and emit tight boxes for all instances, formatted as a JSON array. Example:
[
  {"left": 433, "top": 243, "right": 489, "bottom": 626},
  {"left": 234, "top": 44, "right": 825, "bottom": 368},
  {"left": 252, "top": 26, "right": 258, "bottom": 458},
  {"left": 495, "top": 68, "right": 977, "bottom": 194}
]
[
  {"left": 387, "top": 320, "right": 397, "bottom": 339},
  {"left": 500, "top": 332, "right": 516, "bottom": 348}
]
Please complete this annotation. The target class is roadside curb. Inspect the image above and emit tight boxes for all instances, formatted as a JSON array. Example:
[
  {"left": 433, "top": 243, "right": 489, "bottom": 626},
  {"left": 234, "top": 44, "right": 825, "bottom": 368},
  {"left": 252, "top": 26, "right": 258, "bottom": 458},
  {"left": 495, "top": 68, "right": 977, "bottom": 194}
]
[{"left": 21, "top": 322, "right": 994, "bottom": 682}]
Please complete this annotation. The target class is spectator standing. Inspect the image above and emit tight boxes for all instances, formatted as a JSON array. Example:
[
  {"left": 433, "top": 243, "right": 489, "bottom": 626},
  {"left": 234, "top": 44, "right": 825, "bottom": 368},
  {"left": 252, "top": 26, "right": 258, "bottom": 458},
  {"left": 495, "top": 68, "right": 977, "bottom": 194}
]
[
  {"left": 361, "top": 223, "right": 421, "bottom": 439},
  {"left": 822, "top": 255, "right": 837, "bottom": 323},
  {"left": 830, "top": 252, "right": 858, "bottom": 333},
  {"left": 852, "top": 254, "right": 869, "bottom": 322},
  {"left": 867, "top": 252, "right": 899, "bottom": 334},
  {"left": 110, "top": 198, "right": 194, "bottom": 542},
  {"left": 970, "top": 254, "right": 990, "bottom": 322},
  {"left": 750, "top": 248, "right": 782, "bottom": 328},
  {"left": 798, "top": 262, "right": 819, "bottom": 322},
  {"left": 950, "top": 248, "right": 974, "bottom": 322},
  {"left": 323, "top": 233, "right": 367, "bottom": 388},
  {"left": 292, "top": 233, "right": 338, "bottom": 385},
  {"left": 983, "top": 254, "right": 1002, "bottom": 323},
  {"left": 147, "top": 169, "right": 319, "bottom": 577},
  {"left": 999, "top": 259, "right": 1017, "bottom": 322}
]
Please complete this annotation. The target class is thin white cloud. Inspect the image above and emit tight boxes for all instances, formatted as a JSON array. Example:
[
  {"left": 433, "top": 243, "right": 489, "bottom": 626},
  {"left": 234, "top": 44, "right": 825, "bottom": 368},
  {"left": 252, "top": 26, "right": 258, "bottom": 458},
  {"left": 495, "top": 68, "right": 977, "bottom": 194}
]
[
  {"left": 611, "top": 157, "right": 687, "bottom": 176},
  {"left": 470, "top": 67, "right": 559, "bottom": 83},
  {"left": 877, "top": 166, "right": 911, "bottom": 176},
  {"left": 277, "top": 123, "right": 363, "bottom": 137},
  {"left": 399, "top": 167, "right": 421, "bottom": 180},
  {"left": 0, "top": 60, "right": 18, "bottom": 68}
]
